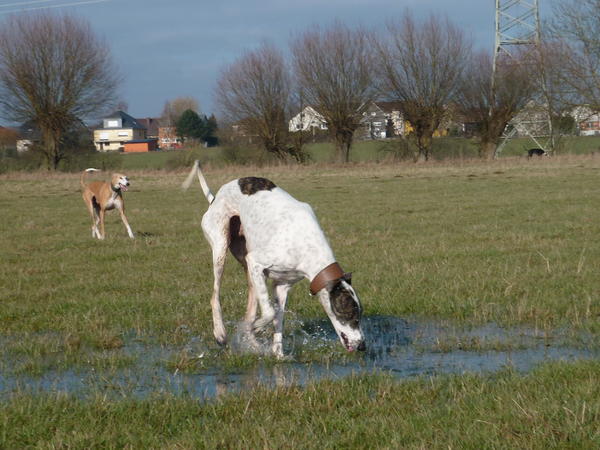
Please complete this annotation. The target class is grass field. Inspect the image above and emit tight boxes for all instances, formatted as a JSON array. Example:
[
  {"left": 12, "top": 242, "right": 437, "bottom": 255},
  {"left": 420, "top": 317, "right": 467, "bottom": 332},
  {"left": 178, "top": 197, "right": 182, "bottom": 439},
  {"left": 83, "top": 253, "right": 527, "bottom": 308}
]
[
  {"left": 109, "top": 134, "right": 600, "bottom": 169},
  {"left": 1, "top": 155, "right": 600, "bottom": 447}
]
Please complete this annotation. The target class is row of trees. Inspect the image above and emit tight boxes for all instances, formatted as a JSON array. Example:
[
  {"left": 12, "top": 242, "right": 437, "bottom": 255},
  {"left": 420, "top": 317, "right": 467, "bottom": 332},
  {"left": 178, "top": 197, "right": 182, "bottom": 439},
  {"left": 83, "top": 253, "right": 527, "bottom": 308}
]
[
  {"left": 1, "top": 2, "right": 600, "bottom": 168},
  {"left": 161, "top": 97, "right": 218, "bottom": 145},
  {"left": 216, "top": 0, "right": 600, "bottom": 162}
]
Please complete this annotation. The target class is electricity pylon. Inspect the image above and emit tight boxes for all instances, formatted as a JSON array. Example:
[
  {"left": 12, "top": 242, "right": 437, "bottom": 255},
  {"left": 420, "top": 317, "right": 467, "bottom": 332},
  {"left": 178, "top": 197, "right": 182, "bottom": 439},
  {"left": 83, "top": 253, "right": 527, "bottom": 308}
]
[{"left": 493, "top": 0, "right": 554, "bottom": 156}]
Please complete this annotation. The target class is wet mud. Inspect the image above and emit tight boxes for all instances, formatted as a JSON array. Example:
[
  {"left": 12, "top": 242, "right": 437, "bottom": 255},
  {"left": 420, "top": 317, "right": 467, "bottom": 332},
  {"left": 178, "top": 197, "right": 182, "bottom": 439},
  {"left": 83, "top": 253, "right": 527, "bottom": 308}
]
[{"left": 1, "top": 316, "right": 598, "bottom": 400}]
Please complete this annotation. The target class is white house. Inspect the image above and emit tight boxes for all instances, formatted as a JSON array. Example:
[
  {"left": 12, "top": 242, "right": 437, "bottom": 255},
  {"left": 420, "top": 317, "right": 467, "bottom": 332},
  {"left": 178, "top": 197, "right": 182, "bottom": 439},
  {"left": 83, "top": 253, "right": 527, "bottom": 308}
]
[
  {"left": 288, "top": 106, "right": 328, "bottom": 132},
  {"left": 571, "top": 106, "right": 600, "bottom": 136}
]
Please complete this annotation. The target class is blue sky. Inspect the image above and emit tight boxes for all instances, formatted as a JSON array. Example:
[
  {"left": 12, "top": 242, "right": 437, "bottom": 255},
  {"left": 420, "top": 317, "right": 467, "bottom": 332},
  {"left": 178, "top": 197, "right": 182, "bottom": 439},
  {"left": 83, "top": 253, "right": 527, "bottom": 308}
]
[{"left": 0, "top": 0, "right": 553, "bottom": 119}]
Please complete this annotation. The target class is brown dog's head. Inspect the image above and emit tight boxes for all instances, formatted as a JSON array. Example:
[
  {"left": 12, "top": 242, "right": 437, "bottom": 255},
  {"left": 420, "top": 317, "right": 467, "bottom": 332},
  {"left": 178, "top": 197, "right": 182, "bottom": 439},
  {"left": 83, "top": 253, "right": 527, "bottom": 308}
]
[{"left": 111, "top": 173, "right": 130, "bottom": 192}]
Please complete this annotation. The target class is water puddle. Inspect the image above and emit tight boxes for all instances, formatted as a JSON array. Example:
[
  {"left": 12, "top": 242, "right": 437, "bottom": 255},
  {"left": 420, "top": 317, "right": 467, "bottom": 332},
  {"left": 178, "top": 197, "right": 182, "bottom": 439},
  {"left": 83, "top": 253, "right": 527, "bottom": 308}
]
[{"left": 1, "top": 316, "right": 598, "bottom": 400}]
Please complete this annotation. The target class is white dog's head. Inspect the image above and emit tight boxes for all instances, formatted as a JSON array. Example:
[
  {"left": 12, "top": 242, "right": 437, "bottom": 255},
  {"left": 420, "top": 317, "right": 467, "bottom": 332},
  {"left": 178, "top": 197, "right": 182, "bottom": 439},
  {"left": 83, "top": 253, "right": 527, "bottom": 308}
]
[
  {"left": 318, "top": 274, "right": 366, "bottom": 352},
  {"left": 111, "top": 173, "right": 130, "bottom": 192}
]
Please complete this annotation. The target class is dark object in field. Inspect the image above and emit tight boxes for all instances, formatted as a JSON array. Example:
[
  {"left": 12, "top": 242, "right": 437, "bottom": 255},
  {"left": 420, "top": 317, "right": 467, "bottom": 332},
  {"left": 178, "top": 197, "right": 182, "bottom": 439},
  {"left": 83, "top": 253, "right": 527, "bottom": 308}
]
[{"left": 527, "top": 148, "right": 547, "bottom": 158}]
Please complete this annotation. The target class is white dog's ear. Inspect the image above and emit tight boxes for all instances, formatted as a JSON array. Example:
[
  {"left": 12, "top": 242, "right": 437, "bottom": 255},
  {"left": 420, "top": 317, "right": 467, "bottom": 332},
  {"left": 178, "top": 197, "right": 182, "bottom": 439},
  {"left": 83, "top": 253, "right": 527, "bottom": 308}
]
[{"left": 343, "top": 272, "right": 352, "bottom": 284}]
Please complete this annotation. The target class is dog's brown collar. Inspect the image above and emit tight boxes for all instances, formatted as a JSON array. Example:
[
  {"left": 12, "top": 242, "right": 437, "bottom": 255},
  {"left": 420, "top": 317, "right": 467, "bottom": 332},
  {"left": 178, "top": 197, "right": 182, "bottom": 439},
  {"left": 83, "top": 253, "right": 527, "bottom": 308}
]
[
  {"left": 310, "top": 262, "right": 344, "bottom": 295},
  {"left": 111, "top": 185, "right": 120, "bottom": 193}
]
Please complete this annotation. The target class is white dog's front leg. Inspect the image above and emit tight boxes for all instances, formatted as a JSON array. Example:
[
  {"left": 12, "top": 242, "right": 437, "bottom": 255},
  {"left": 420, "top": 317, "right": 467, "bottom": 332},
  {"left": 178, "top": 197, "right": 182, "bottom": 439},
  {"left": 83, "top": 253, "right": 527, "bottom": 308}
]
[
  {"left": 272, "top": 283, "right": 291, "bottom": 358},
  {"left": 246, "top": 255, "right": 275, "bottom": 332}
]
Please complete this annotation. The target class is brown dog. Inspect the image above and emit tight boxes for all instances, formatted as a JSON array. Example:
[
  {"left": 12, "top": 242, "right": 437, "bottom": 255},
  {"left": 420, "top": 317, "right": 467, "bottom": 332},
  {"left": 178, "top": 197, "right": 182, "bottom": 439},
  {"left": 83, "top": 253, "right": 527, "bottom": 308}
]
[{"left": 80, "top": 168, "right": 134, "bottom": 239}]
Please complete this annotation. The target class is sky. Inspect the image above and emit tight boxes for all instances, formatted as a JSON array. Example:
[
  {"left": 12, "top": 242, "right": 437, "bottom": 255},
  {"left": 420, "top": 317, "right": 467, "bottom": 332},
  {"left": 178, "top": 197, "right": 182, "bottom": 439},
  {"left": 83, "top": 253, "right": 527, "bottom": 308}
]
[{"left": 0, "top": 0, "right": 554, "bottom": 120}]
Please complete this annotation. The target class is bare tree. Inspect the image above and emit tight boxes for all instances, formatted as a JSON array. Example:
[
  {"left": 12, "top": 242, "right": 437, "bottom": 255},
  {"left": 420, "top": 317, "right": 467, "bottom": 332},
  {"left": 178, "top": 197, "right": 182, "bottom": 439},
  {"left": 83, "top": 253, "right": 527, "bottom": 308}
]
[
  {"left": 0, "top": 13, "right": 119, "bottom": 170},
  {"left": 545, "top": 0, "right": 600, "bottom": 111},
  {"left": 161, "top": 97, "right": 200, "bottom": 126},
  {"left": 455, "top": 50, "right": 537, "bottom": 159},
  {"left": 291, "top": 23, "right": 377, "bottom": 163},
  {"left": 374, "top": 13, "right": 471, "bottom": 161},
  {"left": 216, "top": 42, "right": 301, "bottom": 160}
]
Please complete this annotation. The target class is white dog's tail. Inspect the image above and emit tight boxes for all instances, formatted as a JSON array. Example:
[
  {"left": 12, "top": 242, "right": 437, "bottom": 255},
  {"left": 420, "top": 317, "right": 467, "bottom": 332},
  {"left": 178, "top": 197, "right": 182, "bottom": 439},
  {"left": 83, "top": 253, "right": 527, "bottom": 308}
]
[
  {"left": 181, "top": 160, "right": 215, "bottom": 204},
  {"left": 80, "top": 167, "right": 100, "bottom": 190}
]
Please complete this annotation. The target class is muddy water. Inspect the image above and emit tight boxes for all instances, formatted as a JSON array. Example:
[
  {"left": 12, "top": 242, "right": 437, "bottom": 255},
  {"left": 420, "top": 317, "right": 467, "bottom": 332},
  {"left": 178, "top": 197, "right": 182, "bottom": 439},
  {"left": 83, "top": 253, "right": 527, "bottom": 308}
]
[{"left": 1, "top": 316, "right": 598, "bottom": 400}]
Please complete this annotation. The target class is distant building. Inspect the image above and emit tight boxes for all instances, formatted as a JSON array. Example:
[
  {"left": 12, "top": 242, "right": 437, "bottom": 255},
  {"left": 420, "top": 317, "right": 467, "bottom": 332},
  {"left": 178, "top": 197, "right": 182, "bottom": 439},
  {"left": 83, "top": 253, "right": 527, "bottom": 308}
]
[
  {"left": 360, "top": 101, "right": 409, "bottom": 139},
  {"left": 158, "top": 125, "right": 180, "bottom": 149},
  {"left": 289, "top": 102, "right": 419, "bottom": 140},
  {"left": 93, "top": 111, "right": 146, "bottom": 152},
  {"left": 571, "top": 106, "right": 600, "bottom": 136},
  {"left": 288, "top": 106, "right": 328, "bottom": 132},
  {"left": 136, "top": 117, "right": 160, "bottom": 140}
]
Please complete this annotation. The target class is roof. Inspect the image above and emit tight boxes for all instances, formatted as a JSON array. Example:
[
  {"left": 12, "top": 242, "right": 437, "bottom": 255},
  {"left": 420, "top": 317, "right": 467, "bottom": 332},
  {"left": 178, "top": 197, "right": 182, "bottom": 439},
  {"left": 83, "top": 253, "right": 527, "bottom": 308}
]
[
  {"left": 102, "top": 111, "right": 146, "bottom": 130},
  {"left": 373, "top": 101, "right": 405, "bottom": 113},
  {"left": 124, "top": 139, "right": 158, "bottom": 144}
]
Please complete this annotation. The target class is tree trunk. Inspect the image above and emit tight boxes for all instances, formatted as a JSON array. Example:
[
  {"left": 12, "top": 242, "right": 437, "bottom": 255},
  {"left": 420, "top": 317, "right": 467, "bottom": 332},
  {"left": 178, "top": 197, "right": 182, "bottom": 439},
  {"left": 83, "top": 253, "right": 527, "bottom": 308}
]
[
  {"left": 334, "top": 132, "right": 347, "bottom": 163},
  {"left": 414, "top": 131, "right": 432, "bottom": 162},
  {"left": 42, "top": 127, "right": 63, "bottom": 171},
  {"left": 481, "top": 141, "right": 497, "bottom": 160}
]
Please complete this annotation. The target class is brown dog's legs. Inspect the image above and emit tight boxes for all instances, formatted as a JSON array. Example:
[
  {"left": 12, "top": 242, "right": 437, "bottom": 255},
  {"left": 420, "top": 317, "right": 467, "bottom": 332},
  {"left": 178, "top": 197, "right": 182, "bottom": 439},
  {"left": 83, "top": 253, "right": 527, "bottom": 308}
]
[{"left": 117, "top": 205, "right": 134, "bottom": 239}]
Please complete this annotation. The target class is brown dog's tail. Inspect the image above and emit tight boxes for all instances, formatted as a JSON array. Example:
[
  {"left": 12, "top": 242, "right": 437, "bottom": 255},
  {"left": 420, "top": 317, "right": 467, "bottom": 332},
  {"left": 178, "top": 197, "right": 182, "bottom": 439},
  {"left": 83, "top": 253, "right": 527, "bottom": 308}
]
[
  {"left": 80, "top": 168, "right": 100, "bottom": 190},
  {"left": 181, "top": 160, "right": 215, "bottom": 204}
]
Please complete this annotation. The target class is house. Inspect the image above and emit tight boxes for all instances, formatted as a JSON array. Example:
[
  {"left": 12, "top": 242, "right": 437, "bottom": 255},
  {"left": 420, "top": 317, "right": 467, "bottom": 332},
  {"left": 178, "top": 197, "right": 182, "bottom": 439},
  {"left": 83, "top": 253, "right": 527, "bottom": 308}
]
[
  {"left": 158, "top": 125, "right": 181, "bottom": 149},
  {"left": 93, "top": 111, "right": 146, "bottom": 152},
  {"left": 360, "top": 101, "right": 409, "bottom": 139},
  {"left": 135, "top": 117, "right": 181, "bottom": 149},
  {"left": 571, "top": 106, "right": 600, "bottom": 136},
  {"left": 136, "top": 118, "right": 160, "bottom": 140},
  {"left": 288, "top": 106, "right": 328, "bottom": 133},
  {"left": 289, "top": 102, "right": 414, "bottom": 140},
  {"left": 578, "top": 115, "right": 600, "bottom": 136}
]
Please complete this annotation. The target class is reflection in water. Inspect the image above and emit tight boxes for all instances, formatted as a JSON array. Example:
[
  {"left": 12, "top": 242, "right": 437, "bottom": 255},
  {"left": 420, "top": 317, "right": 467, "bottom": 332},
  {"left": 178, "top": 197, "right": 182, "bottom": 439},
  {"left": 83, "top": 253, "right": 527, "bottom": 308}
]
[{"left": 0, "top": 316, "right": 598, "bottom": 400}]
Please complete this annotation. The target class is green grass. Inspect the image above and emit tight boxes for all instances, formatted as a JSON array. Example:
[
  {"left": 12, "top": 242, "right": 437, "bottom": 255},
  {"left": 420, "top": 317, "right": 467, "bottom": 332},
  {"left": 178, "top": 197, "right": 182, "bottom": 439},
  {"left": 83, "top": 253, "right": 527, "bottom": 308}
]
[
  {"left": 1, "top": 155, "right": 600, "bottom": 446},
  {"left": 1, "top": 361, "right": 599, "bottom": 448},
  {"left": 109, "top": 135, "right": 600, "bottom": 170}
]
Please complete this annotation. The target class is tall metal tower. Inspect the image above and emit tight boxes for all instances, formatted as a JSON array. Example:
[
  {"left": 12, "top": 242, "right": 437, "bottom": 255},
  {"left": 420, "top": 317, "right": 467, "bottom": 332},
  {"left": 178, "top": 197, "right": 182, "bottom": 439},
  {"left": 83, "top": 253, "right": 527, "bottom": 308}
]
[{"left": 493, "top": 0, "right": 553, "bottom": 156}]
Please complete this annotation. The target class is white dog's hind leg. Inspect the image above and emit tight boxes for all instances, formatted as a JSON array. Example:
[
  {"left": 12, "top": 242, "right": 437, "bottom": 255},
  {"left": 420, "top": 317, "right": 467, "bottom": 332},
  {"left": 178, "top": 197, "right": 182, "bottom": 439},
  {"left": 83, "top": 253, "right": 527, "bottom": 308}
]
[
  {"left": 202, "top": 210, "right": 232, "bottom": 346},
  {"left": 209, "top": 245, "right": 228, "bottom": 345},
  {"left": 202, "top": 225, "right": 229, "bottom": 345}
]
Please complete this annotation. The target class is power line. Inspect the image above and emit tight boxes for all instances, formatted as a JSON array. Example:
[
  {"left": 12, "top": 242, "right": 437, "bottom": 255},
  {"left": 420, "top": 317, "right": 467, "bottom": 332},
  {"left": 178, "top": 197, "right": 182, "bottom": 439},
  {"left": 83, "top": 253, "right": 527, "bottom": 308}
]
[
  {"left": 0, "top": 1, "right": 59, "bottom": 8},
  {"left": 0, "top": 0, "right": 112, "bottom": 14}
]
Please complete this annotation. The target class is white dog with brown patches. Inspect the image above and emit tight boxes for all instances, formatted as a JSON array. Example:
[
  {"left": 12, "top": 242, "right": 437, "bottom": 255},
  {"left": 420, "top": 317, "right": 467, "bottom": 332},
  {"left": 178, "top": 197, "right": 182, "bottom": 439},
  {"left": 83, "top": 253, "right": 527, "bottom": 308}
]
[
  {"left": 183, "top": 160, "right": 365, "bottom": 358},
  {"left": 80, "top": 168, "right": 134, "bottom": 240}
]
